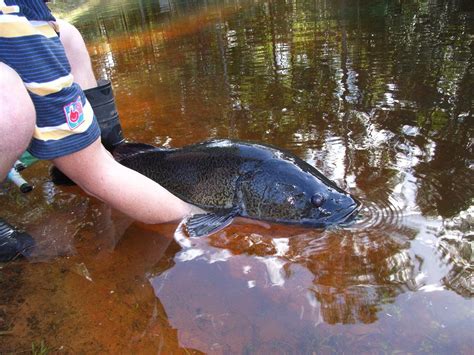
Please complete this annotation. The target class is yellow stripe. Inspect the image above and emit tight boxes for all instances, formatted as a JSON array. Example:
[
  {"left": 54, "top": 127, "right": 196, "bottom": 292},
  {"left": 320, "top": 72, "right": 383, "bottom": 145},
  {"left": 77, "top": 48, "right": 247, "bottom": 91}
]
[
  {"left": 33, "top": 23, "right": 57, "bottom": 38},
  {"left": 33, "top": 101, "right": 95, "bottom": 141},
  {"left": 25, "top": 74, "right": 74, "bottom": 96},
  {"left": 0, "top": 21, "right": 37, "bottom": 37},
  {"left": 0, "top": 18, "right": 57, "bottom": 38},
  {"left": 0, "top": 5, "right": 19, "bottom": 14},
  {"left": 34, "top": 126, "right": 73, "bottom": 141}
]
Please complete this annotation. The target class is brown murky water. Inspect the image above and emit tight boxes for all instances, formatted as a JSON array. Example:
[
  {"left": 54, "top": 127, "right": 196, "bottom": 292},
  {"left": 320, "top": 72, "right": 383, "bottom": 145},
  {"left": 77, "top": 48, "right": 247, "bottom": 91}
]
[{"left": 1, "top": 0, "right": 473, "bottom": 353}]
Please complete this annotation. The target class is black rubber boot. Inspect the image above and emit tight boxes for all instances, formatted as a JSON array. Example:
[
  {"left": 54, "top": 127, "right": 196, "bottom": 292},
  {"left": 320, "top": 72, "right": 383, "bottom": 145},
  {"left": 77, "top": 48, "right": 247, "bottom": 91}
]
[
  {"left": 0, "top": 218, "right": 35, "bottom": 262},
  {"left": 49, "top": 165, "right": 76, "bottom": 186},
  {"left": 51, "top": 80, "right": 125, "bottom": 185},
  {"left": 84, "top": 79, "right": 125, "bottom": 152}
]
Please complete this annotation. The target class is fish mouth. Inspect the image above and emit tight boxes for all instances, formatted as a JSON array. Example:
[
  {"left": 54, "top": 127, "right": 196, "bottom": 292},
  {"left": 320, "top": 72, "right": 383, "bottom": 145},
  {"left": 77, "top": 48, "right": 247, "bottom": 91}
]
[
  {"left": 297, "top": 201, "right": 361, "bottom": 228},
  {"left": 338, "top": 201, "right": 361, "bottom": 225},
  {"left": 319, "top": 199, "right": 361, "bottom": 227}
]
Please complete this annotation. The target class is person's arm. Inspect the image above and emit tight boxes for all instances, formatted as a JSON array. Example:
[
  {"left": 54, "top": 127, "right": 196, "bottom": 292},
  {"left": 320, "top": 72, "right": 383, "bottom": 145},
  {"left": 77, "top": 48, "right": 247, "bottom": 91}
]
[{"left": 52, "top": 139, "right": 197, "bottom": 224}]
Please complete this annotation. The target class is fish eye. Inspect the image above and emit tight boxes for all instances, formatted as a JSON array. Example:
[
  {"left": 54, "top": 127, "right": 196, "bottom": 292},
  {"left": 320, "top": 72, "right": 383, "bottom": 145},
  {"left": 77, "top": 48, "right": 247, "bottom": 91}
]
[{"left": 311, "top": 194, "right": 325, "bottom": 207}]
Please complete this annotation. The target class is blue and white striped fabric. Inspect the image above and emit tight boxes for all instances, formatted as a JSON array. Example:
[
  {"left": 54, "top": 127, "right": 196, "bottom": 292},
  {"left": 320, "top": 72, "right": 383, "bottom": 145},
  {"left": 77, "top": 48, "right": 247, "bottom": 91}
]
[{"left": 0, "top": 0, "right": 100, "bottom": 159}]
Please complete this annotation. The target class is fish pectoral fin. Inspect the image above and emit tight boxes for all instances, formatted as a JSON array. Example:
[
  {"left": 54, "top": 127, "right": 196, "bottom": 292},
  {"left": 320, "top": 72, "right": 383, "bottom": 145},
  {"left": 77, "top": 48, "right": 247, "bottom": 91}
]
[{"left": 185, "top": 210, "right": 238, "bottom": 238}]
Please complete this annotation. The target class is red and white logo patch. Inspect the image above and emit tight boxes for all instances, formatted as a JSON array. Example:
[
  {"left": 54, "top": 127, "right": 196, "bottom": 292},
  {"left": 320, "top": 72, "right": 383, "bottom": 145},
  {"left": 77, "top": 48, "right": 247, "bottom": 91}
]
[{"left": 63, "top": 96, "right": 85, "bottom": 130}]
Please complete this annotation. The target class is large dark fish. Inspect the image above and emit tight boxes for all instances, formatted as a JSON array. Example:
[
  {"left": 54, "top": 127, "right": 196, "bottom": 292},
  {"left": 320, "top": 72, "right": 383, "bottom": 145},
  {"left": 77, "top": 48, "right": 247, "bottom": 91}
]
[{"left": 114, "top": 139, "right": 360, "bottom": 237}]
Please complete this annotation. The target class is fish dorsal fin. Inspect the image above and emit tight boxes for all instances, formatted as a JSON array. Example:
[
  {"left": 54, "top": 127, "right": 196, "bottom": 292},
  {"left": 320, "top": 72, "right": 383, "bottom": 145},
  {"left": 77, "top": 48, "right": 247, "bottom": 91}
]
[
  {"left": 113, "top": 142, "right": 159, "bottom": 161},
  {"left": 185, "top": 209, "right": 240, "bottom": 238}
]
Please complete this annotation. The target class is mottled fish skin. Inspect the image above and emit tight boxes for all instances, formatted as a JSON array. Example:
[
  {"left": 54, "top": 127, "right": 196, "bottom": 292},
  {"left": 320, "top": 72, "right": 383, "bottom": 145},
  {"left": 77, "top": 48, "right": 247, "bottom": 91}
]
[{"left": 115, "top": 139, "right": 360, "bottom": 227}]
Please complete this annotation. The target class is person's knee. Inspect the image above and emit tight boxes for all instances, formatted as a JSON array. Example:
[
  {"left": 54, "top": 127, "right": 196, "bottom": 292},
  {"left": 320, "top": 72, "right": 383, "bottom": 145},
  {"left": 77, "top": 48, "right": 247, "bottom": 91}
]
[
  {"left": 0, "top": 63, "right": 35, "bottom": 159},
  {"left": 57, "top": 19, "right": 84, "bottom": 49},
  {"left": 57, "top": 19, "right": 96, "bottom": 89}
]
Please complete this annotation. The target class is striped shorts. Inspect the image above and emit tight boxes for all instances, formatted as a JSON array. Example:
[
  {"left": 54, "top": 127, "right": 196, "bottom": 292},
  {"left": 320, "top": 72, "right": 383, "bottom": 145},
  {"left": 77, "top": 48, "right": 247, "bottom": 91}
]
[{"left": 0, "top": 0, "right": 100, "bottom": 160}]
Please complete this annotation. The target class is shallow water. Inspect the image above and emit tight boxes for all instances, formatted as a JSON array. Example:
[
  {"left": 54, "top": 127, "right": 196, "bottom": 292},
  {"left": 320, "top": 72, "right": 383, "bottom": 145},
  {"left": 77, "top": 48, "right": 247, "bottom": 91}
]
[{"left": 1, "top": 0, "right": 473, "bottom": 353}]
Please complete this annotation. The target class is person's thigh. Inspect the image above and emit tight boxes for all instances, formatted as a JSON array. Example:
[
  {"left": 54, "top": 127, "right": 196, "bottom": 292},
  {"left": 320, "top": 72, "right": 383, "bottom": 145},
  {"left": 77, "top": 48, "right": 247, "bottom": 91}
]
[{"left": 0, "top": 62, "right": 35, "bottom": 180}]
